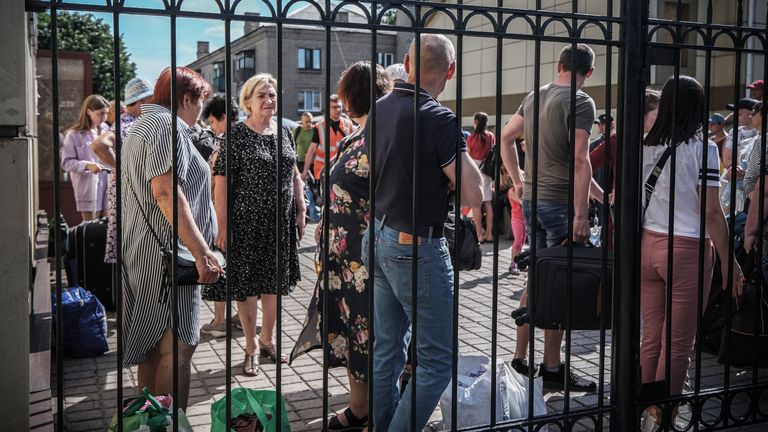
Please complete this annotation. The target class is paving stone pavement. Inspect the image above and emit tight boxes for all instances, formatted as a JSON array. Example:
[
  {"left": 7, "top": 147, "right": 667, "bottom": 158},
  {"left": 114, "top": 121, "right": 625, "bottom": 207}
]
[{"left": 51, "top": 223, "right": 768, "bottom": 431}]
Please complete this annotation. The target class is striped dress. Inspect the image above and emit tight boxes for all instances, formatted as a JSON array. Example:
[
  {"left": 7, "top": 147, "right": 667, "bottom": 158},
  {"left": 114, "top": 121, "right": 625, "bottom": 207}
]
[{"left": 120, "top": 104, "right": 217, "bottom": 366}]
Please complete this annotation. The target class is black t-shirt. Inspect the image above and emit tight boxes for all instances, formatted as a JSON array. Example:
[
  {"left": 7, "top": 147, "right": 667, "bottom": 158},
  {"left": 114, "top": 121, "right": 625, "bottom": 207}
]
[{"left": 369, "top": 82, "right": 466, "bottom": 228}]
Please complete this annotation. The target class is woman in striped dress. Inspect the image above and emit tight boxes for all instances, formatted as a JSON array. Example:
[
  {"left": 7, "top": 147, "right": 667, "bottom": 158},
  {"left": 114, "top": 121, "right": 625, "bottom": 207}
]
[{"left": 121, "top": 67, "right": 223, "bottom": 410}]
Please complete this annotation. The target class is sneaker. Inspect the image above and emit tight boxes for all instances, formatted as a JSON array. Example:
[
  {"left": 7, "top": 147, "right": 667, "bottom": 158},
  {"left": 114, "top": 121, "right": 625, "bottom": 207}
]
[
  {"left": 510, "top": 358, "right": 536, "bottom": 376},
  {"left": 639, "top": 411, "right": 659, "bottom": 432},
  {"left": 201, "top": 321, "right": 226, "bottom": 338},
  {"left": 508, "top": 262, "right": 520, "bottom": 276},
  {"left": 538, "top": 363, "right": 597, "bottom": 393}
]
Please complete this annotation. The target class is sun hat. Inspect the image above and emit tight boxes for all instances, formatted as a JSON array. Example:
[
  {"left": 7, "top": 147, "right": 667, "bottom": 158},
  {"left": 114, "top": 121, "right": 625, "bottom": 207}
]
[{"left": 124, "top": 77, "right": 154, "bottom": 106}]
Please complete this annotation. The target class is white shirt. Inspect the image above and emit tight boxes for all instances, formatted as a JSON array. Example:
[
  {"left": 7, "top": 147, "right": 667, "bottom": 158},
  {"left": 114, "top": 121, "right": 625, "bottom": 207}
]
[
  {"left": 724, "top": 126, "right": 758, "bottom": 150},
  {"left": 642, "top": 137, "right": 720, "bottom": 238}
]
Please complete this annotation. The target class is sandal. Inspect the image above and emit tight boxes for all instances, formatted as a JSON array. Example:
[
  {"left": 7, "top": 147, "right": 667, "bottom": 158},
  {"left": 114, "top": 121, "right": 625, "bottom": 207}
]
[
  {"left": 242, "top": 351, "right": 259, "bottom": 376},
  {"left": 328, "top": 407, "right": 368, "bottom": 431},
  {"left": 259, "top": 341, "right": 288, "bottom": 364}
]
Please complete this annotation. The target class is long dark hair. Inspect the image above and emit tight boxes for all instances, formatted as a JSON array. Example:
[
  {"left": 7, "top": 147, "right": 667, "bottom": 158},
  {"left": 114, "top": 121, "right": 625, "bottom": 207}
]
[
  {"left": 473, "top": 111, "right": 489, "bottom": 145},
  {"left": 644, "top": 75, "right": 704, "bottom": 147}
]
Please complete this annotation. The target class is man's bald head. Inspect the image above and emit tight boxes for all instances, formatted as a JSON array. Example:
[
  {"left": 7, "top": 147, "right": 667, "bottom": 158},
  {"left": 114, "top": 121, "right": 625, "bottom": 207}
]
[{"left": 404, "top": 34, "right": 456, "bottom": 97}]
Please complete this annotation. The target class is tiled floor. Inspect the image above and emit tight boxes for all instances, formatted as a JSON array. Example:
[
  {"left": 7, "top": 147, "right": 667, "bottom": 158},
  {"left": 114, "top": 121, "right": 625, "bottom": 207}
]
[{"left": 51, "top": 223, "right": 768, "bottom": 431}]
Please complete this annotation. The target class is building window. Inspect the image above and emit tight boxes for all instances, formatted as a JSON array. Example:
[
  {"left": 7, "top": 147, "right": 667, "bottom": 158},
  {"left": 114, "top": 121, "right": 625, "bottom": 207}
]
[
  {"left": 377, "top": 52, "right": 394, "bottom": 68},
  {"left": 298, "top": 48, "right": 321, "bottom": 70},
  {"left": 298, "top": 90, "right": 322, "bottom": 112},
  {"left": 235, "top": 50, "right": 255, "bottom": 82},
  {"left": 212, "top": 61, "right": 225, "bottom": 92},
  {"left": 236, "top": 50, "right": 255, "bottom": 70}
]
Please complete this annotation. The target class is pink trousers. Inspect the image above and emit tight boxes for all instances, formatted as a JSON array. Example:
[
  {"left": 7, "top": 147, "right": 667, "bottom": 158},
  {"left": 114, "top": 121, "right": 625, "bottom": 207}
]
[
  {"left": 640, "top": 229, "right": 714, "bottom": 395},
  {"left": 511, "top": 217, "right": 526, "bottom": 251}
]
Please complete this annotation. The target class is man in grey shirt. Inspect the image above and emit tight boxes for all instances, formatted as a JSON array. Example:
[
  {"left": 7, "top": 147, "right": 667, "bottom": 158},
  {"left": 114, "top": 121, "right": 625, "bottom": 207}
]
[{"left": 500, "top": 43, "right": 598, "bottom": 392}]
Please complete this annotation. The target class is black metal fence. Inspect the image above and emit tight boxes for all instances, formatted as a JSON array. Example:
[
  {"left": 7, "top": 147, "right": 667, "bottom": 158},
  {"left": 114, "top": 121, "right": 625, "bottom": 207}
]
[{"left": 24, "top": 0, "right": 768, "bottom": 431}]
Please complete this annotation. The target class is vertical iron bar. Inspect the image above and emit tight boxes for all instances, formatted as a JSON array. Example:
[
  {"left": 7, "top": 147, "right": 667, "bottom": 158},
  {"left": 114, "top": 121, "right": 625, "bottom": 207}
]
[
  {"left": 321, "top": 1, "right": 331, "bottom": 429},
  {"left": 662, "top": 3, "right": 684, "bottom": 426},
  {"left": 112, "top": 8, "right": 124, "bottom": 432},
  {"left": 527, "top": 2, "right": 542, "bottom": 429},
  {"left": 598, "top": 3, "right": 615, "bottom": 429},
  {"left": 693, "top": 1, "right": 715, "bottom": 419},
  {"left": 367, "top": 2, "right": 378, "bottom": 426},
  {"left": 410, "top": 8, "right": 421, "bottom": 429},
  {"left": 276, "top": 0, "right": 285, "bottom": 429},
  {"left": 723, "top": 3, "right": 746, "bottom": 427},
  {"left": 169, "top": 2, "right": 179, "bottom": 430},
  {"left": 598, "top": 3, "right": 615, "bottom": 430},
  {"left": 565, "top": 1, "right": 578, "bottom": 418},
  {"left": 51, "top": 6, "right": 64, "bottom": 432},
  {"left": 615, "top": 0, "right": 647, "bottom": 429},
  {"left": 224, "top": 1, "right": 233, "bottom": 429},
  {"left": 452, "top": 2, "right": 464, "bottom": 430},
  {"left": 489, "top": 1, "right": 503, "bottom": 426}
]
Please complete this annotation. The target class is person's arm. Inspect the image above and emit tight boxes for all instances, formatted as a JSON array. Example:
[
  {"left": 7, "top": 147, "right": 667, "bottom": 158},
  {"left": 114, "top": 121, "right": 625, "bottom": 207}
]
[
  {"left": 443, "top": 152, "right": 483, "bottom": 209},
  {"left": 302, "top": 143, "right": 317, "bottom": 180},
  {"left": 61, "top": 132, "right": 100, "bottom": 173},
  {"left": 500, "top": 114, "right": 525, "bottom": 200},
  {"left": 588, "top": 140, "right": 607, "bottom": 171},
  {"left": 589, "top": 178, "right": 604, "bottom": 204},
  {"left": 722, "top": 143, "right": 733, "bottom": 170},
  {"left": 91, "top": 131, "right": 116, "bottom": 168},
  {"left": 706, "top": 185, "right": 744, "bottom": 297},
  {"left": 293, "top": 165, "right": 307, "bottom": 239},
  {"left": 151, "top": 171, "right": 222, "bottom": 283},
  {"left": 572, "top": 129, "right": 593, "bottom": 243},
  {"left": 213, "top": 175, "right": 228, "bottom": 251}
]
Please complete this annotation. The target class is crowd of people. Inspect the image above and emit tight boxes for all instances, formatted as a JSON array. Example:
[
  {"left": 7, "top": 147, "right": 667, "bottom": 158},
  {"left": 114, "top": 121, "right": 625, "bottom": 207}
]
[{"left": 56, "top": 34, "right": 766, "bottom": 431}]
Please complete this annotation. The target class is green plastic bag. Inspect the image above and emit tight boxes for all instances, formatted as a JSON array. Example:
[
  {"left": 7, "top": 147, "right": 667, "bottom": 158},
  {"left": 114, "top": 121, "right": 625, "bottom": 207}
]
[
  {"left": 109, "top": 387, "right": 192, "bottom": 432},
  {"left": 210, "top": 388, "right": 290, "bottom": 432}
]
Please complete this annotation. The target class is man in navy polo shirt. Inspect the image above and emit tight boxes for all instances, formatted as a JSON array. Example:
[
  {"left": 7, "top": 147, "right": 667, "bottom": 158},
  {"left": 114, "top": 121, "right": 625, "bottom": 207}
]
[{"left": 363, "top": 34, "right": 483, "bottom": 431}]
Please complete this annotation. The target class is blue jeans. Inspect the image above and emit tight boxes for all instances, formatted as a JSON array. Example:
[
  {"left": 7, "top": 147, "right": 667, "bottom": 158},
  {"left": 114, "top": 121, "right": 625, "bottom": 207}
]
[
  {"left": 362, "top": 218, "right": 454, "bottom": 432},
  {"left": 522, "top": 200, "right": 570, "bottom": 248}
]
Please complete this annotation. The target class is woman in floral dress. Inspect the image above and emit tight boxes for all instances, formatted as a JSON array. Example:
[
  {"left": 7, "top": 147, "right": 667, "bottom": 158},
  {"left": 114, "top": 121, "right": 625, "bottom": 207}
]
[{"left": 290, "top": 61, "right": 392, "bottom": 430}]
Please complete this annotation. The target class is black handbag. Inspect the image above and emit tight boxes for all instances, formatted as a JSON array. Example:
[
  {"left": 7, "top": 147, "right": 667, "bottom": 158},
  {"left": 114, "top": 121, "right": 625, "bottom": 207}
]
[
  {"left": 718, "top": 254, "right": 768, "bottom": 368},
  {"left": 479, "top": 147, "right": 496, "bottom": 179},
  {"left": 126, "top": 176, "right": 225, "bottom": 303},
  {"left": 528, "top": 245, "right": 613, "bottom": 330},
  {"left": 444, "top": 211, "right": 482, "bottom": 271}
]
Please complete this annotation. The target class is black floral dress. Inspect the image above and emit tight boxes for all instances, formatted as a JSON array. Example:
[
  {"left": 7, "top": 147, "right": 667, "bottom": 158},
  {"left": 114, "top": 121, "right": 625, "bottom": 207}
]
[
  {"left": 206, "top": 122, "right": 300, "bottom": 301},
  {"left": 290, "top": 130, "right": 370, "bottom": 383}
]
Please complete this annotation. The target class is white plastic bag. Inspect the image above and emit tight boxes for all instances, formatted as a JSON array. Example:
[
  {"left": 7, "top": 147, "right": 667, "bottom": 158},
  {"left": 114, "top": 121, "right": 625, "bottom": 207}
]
[{"left": 439, "top": 354, "right": 547, "bottom": 430}]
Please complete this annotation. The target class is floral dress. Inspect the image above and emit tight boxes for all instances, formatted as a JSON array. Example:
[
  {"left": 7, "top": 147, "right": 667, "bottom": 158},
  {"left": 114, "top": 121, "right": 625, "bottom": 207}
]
[{"left": 290, "top": 130, "right": 370, "bottom": 383}]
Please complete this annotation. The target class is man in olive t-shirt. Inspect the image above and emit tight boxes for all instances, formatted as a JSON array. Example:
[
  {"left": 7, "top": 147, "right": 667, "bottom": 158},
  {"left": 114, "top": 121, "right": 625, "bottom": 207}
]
[{"left": 500, "top": 43, "right": 598, "bottom": 393}]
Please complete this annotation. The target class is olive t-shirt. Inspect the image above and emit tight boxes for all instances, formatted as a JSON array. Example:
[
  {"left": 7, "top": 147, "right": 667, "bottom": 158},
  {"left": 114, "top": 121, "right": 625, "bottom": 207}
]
[{"left": 517, "top": 83, "right": 596, "bottom": 202}]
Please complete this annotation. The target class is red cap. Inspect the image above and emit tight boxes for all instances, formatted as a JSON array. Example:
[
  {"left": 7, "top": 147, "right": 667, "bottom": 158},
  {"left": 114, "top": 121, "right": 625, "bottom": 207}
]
[{"left": 747, "top": 79, "right": 764, "bottom": 89}]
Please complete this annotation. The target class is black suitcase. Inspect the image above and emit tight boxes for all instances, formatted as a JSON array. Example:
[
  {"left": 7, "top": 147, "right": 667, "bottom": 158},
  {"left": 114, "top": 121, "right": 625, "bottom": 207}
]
[
  {"left": 528, "top": 246, "right": 613, "bottom": 330},
  {"left": 68, "top": 218, "right": 116, "bottom": 311}
]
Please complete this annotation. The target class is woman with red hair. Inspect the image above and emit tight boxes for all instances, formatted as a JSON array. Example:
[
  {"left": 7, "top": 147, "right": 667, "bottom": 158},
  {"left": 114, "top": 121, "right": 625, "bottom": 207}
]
[{"left": 121, "top": 67, "right": 223, "bottom": 409}]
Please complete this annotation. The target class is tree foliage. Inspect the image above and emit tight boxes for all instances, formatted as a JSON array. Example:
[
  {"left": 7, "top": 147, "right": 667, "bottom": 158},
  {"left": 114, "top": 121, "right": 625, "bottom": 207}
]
[{"left": 37, "top": 11, "right": 137, "bottom": 101}]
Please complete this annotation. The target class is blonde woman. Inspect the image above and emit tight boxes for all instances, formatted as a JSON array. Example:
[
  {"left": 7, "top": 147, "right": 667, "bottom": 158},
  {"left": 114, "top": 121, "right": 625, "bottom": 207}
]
[
  {"left": 213, "top": 73, "right": 306, "bottom": 375},
  {"left": 61, "top": 94, "right": 111, "bottom": 221}
]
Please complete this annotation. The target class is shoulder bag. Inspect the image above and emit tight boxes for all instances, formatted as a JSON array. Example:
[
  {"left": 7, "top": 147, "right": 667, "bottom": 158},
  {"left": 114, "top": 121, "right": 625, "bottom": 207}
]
[{"left": 125, "top": 176, "right": 225, "bottom": 303}]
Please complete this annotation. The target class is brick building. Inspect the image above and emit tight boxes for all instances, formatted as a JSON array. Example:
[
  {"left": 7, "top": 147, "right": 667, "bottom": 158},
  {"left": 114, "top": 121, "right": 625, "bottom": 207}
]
[{"left": 187, "top": 4, "right": 401, "bottom": 120}]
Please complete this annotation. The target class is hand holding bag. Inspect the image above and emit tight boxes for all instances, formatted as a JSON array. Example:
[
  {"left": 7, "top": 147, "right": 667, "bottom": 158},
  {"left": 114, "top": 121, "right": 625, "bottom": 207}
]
[{"left": 125, "top": 175, "right": 226, "bottom": 302}]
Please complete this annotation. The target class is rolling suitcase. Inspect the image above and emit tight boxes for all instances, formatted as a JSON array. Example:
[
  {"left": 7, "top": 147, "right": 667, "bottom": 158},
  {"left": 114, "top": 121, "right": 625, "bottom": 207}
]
[
  {"left": 528, "top": 246, "right": 613, "bottom": 330},
  {"left": 68, "top": 218, "right": 116, "bottom": 311}
]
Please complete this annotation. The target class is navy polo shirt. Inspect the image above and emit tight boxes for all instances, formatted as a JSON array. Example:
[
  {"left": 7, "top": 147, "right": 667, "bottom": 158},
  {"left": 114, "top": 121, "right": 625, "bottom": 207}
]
[{"left": 369, "top": 82, "right": 466, "bottom": 228}]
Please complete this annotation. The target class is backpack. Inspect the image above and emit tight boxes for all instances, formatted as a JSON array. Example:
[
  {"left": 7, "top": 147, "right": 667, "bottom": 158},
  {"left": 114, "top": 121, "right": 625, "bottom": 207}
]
[
  {"left": 477, "top": 132, "right": 496, "bottom": 179},
  {"left": 52, "top": 286, "right": 109, "bottom": 358},
  {"left": 445, "top": 211, "right": 482, "bottom": 271}
]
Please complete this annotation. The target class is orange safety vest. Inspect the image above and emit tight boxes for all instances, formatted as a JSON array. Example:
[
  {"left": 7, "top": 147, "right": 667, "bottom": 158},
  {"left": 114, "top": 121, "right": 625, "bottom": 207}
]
[{"left": 313, "top": 118, "right": 353, "bottom": 179}]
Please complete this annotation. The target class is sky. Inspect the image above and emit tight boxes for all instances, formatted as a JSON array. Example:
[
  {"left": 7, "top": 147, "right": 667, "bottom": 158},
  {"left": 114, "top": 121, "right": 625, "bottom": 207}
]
[{"left": 86, "top": 0, "right": 274, "bottom": 82}]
